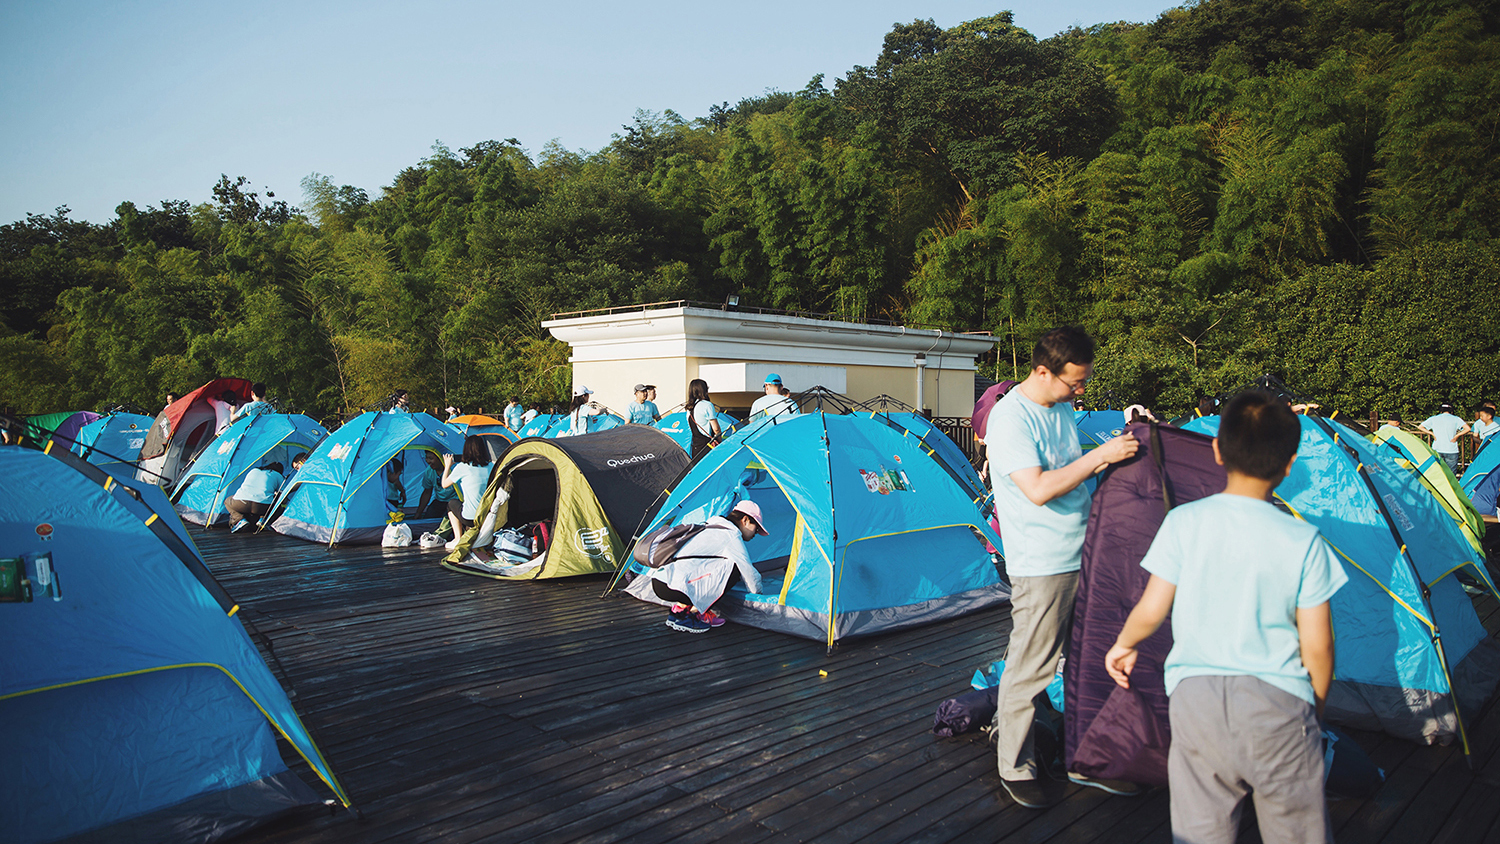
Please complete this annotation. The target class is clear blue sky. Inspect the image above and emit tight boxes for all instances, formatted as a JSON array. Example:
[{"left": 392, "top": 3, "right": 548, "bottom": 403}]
[{"left": 0, "top": 0, "right": 1178, "bottom": 225}]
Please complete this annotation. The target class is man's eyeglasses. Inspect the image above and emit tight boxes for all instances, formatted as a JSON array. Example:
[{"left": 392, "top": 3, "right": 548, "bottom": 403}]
[{"left": 1056, "top": 374, "right": 1090, "bottom": 392}]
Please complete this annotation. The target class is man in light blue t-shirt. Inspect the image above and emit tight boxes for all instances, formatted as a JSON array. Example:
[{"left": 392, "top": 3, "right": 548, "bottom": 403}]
[
  {"left": 627, "top": 384, "right": 661, "bottom": 424},
  {"left": 1107, "top": 390, "right": 1345, "bottom": 843},
  {"left": 985, "top": 326, "right": 1139, "bottom": 809}
]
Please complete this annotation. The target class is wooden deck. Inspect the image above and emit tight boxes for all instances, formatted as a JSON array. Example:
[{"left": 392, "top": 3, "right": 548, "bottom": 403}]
[{"left": 202, "top": 529, "right": 1500, "bottom": 844}]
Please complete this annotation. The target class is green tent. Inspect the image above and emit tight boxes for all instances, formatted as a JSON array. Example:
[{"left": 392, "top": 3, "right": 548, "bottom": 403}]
[
  {"left": 1370, "top": 426, "right": 1485, "bottom": 554},
  {"left": 444, "top": 426, "right": 688, "bottom": 579}
]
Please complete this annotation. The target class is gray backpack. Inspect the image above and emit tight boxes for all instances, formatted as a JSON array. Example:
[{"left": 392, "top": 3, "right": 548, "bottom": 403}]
[{"left": 633, "top": 522, "right": 734, "bottom": 568}]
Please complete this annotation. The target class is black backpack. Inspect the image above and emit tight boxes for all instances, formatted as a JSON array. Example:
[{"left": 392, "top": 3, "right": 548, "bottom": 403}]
[{"left": 633, "top": 522, "right": 735, "bottom": 568}]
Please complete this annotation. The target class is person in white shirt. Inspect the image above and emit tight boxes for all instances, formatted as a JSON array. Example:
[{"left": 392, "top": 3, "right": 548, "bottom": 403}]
[
  {"left": 749, "top": 373, "right": 798, "bottom": 419},
  {"left": 206, "top": 390, "right": 239, "bottom": 435},
  {"left": 649, "top": 499, "right": 769, "bottom": 633},
  {"left": 1419, "top": 403, "right": 1469, "bottom": 472}
]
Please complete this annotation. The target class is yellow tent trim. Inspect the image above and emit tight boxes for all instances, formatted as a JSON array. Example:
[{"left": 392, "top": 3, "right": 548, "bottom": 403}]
[
  {"left": 780, "top": 514, "right": 805, "bottom": 605},
  {"left": 144, "top": 513, "right": 158, "bottom": 527},
  {"left": 1274, "top": 494, "right": 1434, "bottom": 632},
  {"left": 1, "top": 663, "right": 350, "bottom": 806}
]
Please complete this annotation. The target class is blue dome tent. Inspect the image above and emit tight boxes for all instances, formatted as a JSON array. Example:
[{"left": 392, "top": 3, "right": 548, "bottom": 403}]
[
  {"left": 1461, "top": 439, "right": 1499, "bottom": 519},
  {"left": 71, "top": 411, "right": 154, "bottom": 466},
  {"left": 614, "top": 412, "right": 1010, "bottom": 648},
  {"left": 268, "top": 411, "right": 461, "bottom": 545},
  {"left": 1075, "top": 409, "right": 1127, "bottom": 448},
  {"left": 0, "top": 446, "right": 348, "bottom": 844},
  {"left": 171, "top": 413, "right": 330, "bottom": 526},
  {"left": 517, "top": 413, "right": 563, "bottom": 438},
  {"left": 1184, "top": 414, "right": 1500, "bottom": 751},
  {"left": 542, "top": 410, "right": 626, "bottom": 438}
]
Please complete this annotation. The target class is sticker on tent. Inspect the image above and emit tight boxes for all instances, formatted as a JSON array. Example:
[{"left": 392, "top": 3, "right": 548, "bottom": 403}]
[
  {"left": 859, "top": 465, "right": 914, "bottom": 494},
  {"left": 576, "top": 527, "right": 614, "bottom": 563},
  {"left": 1382, "top": 493, "right": 1414, "bottom": 531},
  {"left": 35, "top": 523, "right": 54, "bottom": 540}
]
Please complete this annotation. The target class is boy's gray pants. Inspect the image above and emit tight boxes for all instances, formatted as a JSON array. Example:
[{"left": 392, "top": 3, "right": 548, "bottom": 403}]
[
  {"left": 995, "top": 572, "right": 1077, "bottom": 780},
  {"left": 1169, "top": 675, "right": 1332, "bottom": 844}
]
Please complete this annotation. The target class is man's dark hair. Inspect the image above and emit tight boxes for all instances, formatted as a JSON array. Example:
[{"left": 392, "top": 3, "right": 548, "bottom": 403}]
[
  {"left": 292, "top": 452, "right": 308, "bottom": 466},
  {"left": 1197, "top": 396, "right": 1217, "bottom": 416},
  {"left": 1031, "top": 326, "right": 1095, "bottom": 375},
  {"left": 1218, "top": 390, "right": 1300, "bottom": 480},
  {"left": 263, "top": 462, "right": 284, "bottom": 474},
  {"left": 251, "top": 382, "right": 267, "bottom": 398}
]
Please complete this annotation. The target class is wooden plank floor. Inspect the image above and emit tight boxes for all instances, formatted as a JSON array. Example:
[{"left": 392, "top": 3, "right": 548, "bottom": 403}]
[{"left": 198, "top": 529, "right": 1500, "bottom": 844}]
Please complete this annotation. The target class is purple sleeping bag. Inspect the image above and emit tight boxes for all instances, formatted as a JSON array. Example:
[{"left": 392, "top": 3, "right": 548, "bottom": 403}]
[{"left": 1064, "top": 422, "right": 1226, "bottom": 786}]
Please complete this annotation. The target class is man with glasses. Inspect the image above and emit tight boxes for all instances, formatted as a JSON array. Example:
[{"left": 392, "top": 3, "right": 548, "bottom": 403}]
[{"left": 986, "top": 326, "right": 1141, "bottom": 808}]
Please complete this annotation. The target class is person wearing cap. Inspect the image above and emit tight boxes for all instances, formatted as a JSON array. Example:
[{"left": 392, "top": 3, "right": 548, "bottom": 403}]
[
  {"left": 627, "top": 384, "right": 661, "bottom": 424},
  {"left": 750, "top": 373, "right": 798, "bottom": 419},
  {"left": 1420, "top": 402, "right": 1470, "bottom": 472},
  {"left": 649, "top": 499, "right": 769, "bottom": 633},
  {"left": 565, "top": 385, "right": 600, "bottom": 436}
]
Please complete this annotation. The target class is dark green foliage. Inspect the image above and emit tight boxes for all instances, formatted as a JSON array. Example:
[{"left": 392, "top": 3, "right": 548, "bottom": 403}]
[{"left": 3, "top": 1, "right": 1498, "bottom": 420}]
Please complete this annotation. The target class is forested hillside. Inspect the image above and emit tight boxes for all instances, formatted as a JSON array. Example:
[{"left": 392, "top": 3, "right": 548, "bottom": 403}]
[{"left": 3, "top": 0, "right": 1497, "bottom": 421}]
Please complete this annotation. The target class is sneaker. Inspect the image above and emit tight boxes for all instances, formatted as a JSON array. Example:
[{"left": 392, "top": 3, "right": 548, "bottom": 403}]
[
  {"left": 665, "top": 611, "right": 710, "bottom": 634},
  {"left": 696, "top": 609, "right": 727, "bottom": 628},
  {"left": 444, "top": 539, "right": 459, "bottom": 552},
  {"left": 1068, "top": 773, "right": 1143, "bottom": 796},
  {"left": 229, "top": 519, "right": 247, "bottom": 533},
  {"left": 1000, "top": 776, "right": 1064, "bottom": 809}
]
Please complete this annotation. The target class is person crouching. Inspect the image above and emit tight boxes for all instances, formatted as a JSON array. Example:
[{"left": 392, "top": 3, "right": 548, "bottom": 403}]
[{"left": 649, "top": 500, "right": 769, "bottom": 633}]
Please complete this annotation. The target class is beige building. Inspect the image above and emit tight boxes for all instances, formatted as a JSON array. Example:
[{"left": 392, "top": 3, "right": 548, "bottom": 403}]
[{"left": 542, "top": 304, "right": 996, "bottom": 418}]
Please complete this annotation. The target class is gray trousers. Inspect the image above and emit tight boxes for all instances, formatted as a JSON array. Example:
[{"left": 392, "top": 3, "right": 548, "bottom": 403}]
[
  {"left": 995, "top": 571, "right": 1078, "bottom": 780},
  {"left": 1168, "top": 676, "right": 1331, "bottom": 844}
]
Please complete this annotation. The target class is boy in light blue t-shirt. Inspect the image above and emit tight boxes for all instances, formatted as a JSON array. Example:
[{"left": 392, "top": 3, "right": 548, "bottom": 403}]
[{"left": 1107, "top": 391, "right": 1347, "bottom": 844}]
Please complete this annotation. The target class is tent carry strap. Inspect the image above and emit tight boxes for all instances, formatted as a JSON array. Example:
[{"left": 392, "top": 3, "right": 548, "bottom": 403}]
[{"left": 1149, "top": 422, "right": 1176, "bottom": 515}]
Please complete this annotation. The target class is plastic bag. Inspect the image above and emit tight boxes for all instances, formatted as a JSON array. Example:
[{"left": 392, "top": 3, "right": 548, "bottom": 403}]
[{"left": 382, "top": 522, "right": 413, "bottom": 547}]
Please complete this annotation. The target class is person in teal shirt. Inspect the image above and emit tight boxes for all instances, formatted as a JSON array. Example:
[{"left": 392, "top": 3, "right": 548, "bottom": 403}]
[
  {"left": 226, "top": 462, "right": 284, "bottom": 531},
  {"left": 230, "top": 382, "right": 272, "bottom": 423},
  {"left": 627, "top": 385, "right": 660, "bottom": 424},
  {"left": 1107, "top": 390, "right": 1346, "bottom": 844},
  {"left": 985, "top": 327, "right": 1139, "bottom": 808},
  {"left": 417, "top": 451, "right": 459, "bottom": 518}
]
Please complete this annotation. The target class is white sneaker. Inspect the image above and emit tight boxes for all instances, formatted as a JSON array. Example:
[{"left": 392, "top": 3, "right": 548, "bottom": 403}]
[{"left": 444, "top": 539, "right": 459, "bottom": 551}]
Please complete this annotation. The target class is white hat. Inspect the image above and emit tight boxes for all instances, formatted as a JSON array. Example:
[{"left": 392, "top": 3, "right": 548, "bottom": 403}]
[{"left": 573, "top": 385, "right": 593, "bottom": 398}]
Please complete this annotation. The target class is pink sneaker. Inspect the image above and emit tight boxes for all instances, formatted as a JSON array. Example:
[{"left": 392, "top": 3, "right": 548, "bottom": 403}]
[{"left": 696, "top": 610, "right": 727, "bottom": 628}]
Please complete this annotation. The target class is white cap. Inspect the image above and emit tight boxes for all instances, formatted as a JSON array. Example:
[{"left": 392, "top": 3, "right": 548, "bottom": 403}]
[{"left": 573, "top": 385, "right": 593, "bottom": 398}]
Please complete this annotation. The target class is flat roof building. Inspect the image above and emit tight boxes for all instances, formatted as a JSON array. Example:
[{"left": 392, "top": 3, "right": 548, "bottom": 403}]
[{"left": 542, "top": 303, "right": 996, "bottom": 419}]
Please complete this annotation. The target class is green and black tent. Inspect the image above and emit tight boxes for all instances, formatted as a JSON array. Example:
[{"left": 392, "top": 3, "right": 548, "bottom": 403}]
[{"left": 444, "top": 425, "right": 688, "bottom": 579}]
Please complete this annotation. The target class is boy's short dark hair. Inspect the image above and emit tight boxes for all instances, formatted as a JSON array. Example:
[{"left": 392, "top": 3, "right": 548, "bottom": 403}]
[
  {"left": 251, "top": 382, "right": 267, "bottom": 397},
  {"left": 1218, "top": 390, "right": 1300, "bottom": 480},
  {"left": 1031, "top": 326, "right": 1095, "bottom": 375}
]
